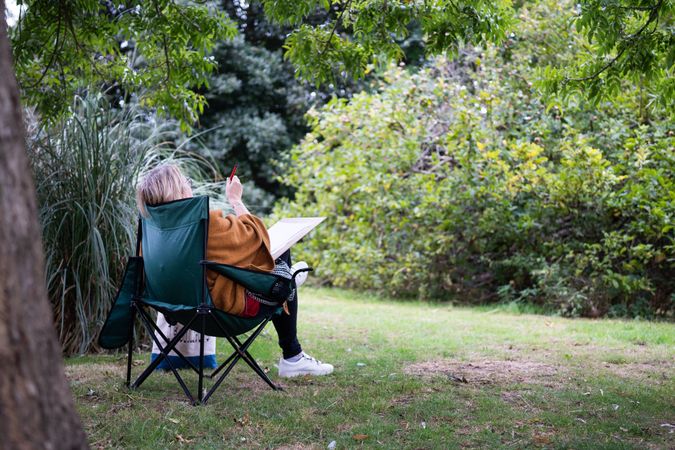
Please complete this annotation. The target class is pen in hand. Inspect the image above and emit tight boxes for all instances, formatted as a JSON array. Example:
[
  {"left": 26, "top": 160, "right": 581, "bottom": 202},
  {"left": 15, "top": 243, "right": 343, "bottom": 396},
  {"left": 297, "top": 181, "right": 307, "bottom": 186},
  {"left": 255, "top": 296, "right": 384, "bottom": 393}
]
[
  {"left": 226, "top": 163, "right": 249, "bottom": 216},
  {"left": 229, "top": 163, "right": 238, "bottom": 183}
]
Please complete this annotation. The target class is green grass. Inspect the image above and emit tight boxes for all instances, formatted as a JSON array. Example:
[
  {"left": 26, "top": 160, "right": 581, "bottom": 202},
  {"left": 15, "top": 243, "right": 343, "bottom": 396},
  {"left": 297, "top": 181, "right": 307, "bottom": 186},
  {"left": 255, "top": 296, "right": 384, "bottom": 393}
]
[{"left": 67, "top": 288, "right": 675, "bottom": 449}]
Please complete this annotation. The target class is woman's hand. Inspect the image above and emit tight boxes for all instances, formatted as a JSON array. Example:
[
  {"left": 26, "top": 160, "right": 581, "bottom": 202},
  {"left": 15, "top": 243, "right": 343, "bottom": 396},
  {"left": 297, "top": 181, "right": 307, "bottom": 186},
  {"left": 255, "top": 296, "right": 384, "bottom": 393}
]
[
  {"left": 226, "top": 175, "right": 243, "bottom": 204},
  {"left": 226, "top": 175, "right": 250, "bottom": 216}
]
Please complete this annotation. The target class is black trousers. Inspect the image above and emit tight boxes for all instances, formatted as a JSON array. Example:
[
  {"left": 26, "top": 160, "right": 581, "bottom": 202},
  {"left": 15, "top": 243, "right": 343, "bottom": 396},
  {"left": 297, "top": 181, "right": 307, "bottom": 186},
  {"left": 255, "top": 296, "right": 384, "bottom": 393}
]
[{"left": 257, "top": 250, "right": 302, "bottom": 359}]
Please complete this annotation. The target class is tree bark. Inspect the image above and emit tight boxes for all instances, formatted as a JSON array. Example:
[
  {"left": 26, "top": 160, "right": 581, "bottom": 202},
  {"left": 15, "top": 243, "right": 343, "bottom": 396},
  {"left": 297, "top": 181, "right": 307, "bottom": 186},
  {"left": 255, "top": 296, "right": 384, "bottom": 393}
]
[{"left": 0, "top": 4, "right": 89, "bottom": 449}]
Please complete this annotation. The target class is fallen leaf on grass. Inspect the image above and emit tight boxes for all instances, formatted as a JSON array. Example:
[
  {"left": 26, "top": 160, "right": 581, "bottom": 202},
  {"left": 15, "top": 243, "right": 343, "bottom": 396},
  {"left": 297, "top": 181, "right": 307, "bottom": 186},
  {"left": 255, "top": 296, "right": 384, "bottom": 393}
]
[
  {"left": 448, "top": 374, "right": 468, "bottom": 383},
  {"left": 168, "top": 418, "right": 180, "bottom": 424},
  {"left": 175, "top": 434, "right": 192, "bottom": 444},
  {"left": 352, "top": 434, "right": 368, "bottom": 441},
  {"left": 533, "top": 435, "right": 551, "bottom": 445},
  {"left": 235, "top": 413, "right": 250, "bottom": 427}
]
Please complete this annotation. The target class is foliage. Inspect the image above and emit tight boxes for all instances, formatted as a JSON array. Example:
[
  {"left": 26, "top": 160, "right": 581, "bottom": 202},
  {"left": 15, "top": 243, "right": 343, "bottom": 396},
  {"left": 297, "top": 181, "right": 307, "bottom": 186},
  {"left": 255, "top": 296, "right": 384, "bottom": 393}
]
[
  {"left": 9, "top": 0, "right": 513, "bottom": 129},
  {"left": 258, "top": 0, "right": 673, "bottom": 111},
  {"left": 10, "top": 0, "right": 672, "bottom": 132},
  {"left": 11, "top": 0, "right": 236, "bottom": 128},
  {"left": 192, "top": 1, "right": 386, "bottom": 210},
  {"left": 193, "top": 32, "right": 312, "bottom": 208},
  {"left": 276, "top": 2, "right": 674, "bottom": 317},
  {"left": 539, "top": 0, "right": 674, "bottom": 113},
  {"left": 264, "top": 0, "right": 514, "bottom": 85}
]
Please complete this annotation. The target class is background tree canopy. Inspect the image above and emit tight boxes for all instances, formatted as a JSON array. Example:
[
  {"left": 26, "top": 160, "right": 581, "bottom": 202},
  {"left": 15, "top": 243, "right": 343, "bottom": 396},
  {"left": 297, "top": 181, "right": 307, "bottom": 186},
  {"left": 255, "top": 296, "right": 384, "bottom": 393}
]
[
  {"left": 539, "top": 0, "right": 675, "bottom": 112},
  {"left": 10, "top": 0, "right": 236, "bottom": 128},
  {"left": 11, "top": 0, "right": 672, "bottom": 128}
]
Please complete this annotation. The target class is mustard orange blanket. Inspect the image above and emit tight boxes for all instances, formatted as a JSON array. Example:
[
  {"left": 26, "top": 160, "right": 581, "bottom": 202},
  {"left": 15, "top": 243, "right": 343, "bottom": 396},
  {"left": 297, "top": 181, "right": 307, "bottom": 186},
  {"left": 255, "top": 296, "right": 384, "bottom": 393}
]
[{"left": 206, "top": 211, "right": 275, "bottom": 315}]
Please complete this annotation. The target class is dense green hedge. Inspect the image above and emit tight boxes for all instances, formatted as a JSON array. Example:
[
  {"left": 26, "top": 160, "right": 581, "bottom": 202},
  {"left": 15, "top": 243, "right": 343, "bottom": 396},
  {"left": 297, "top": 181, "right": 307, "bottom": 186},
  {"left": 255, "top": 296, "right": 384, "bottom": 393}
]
[{"left": 277, "top": 3, "right": 674, "bottom": 318}]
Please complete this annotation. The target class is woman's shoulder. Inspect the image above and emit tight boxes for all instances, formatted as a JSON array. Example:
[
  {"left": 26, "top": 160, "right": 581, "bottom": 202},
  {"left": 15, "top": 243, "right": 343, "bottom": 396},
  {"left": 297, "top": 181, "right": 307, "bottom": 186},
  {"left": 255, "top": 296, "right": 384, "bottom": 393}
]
[
  {"left": 209, "top": 209, "right": 224, "bottom": 219},
  {"left": 210, "top": 209, "right": 264, "bottom": 222},
  {"left": 209, "top": 210, "right": 266, "bottom": 230},
  {"left": 208, "top": 209, "right": 231, "bottom": 231}
]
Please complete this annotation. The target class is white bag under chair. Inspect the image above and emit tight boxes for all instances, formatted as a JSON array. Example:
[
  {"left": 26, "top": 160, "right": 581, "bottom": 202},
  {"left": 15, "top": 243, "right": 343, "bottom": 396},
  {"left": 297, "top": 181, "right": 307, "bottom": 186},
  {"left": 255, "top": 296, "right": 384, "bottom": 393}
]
[{"left": 151, "top": 312, "right": 217, "bottom": 370}]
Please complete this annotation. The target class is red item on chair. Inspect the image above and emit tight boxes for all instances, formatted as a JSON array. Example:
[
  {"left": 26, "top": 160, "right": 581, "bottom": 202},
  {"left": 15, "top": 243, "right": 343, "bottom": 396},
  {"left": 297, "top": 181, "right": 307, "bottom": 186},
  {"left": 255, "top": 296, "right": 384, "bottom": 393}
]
[{"left": 241, "top": 291, "right": 261, "bottom": 318}]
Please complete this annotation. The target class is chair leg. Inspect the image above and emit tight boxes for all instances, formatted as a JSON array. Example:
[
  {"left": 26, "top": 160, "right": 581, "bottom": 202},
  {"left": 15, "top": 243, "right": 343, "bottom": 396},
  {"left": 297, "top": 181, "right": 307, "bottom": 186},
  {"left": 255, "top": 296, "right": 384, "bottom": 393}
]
[
  {"left": 207, "top": 338, "right": 269, "bottom": 384},
  {"left": 208, "top": 350, "right": 237, "bottom": 379},
  {"left": 198, "top": 314, "right": 206, "bottom": 403},
  {"left": 134, "top": 308, "right": 197, "bottom": 404},
  {"left": 241, "top": 351, "right": 280, "bottom": 391},
  {"left": 203, "top": 315, "right": 279, "bottom": 404},
  {"left": 136, "top": 306, "right": 195, "bottom": 370},
  {"left": 132, "top": 309, "right": 197, "bottom": 397},
  {"left": 142, "top": 311, "right": 201, "bottom": 376},
  {"left": 202, "top": 349, "right": 241, "bottom": 404},
  {"left": 233, "top": 336, "right": 282, "bottom": 391},
  {"left": 125, "top": 303, "right": 137, "bottom": 387},
  {"left": 234, "top": 321, "right": 283, "bottom": 390},
  {"left": 206, "top": 352, "right": 237, "bottom": 379}
]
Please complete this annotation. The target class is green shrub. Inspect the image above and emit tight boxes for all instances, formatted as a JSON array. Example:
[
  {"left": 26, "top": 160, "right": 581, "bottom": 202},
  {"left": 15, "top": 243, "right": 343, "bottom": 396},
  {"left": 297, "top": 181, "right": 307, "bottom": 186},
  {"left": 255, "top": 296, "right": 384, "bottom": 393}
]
[{"left": 275, "top": 1, "right": 674, "bottom": 317}]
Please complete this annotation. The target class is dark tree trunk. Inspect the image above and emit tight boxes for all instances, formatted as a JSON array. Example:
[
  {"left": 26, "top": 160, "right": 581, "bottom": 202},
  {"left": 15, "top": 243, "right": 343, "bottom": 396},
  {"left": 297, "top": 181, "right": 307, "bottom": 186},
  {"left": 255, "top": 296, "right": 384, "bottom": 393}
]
[{"left": 0, "top": 4, "right": 89, "bottom": 449}]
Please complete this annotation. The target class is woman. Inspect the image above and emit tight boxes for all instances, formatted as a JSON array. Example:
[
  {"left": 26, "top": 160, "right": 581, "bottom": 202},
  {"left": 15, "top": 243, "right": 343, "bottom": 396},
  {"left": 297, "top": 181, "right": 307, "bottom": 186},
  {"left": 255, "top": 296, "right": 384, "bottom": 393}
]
[{"left": 136, "top": 164, "right": 333, "bottom": 377}]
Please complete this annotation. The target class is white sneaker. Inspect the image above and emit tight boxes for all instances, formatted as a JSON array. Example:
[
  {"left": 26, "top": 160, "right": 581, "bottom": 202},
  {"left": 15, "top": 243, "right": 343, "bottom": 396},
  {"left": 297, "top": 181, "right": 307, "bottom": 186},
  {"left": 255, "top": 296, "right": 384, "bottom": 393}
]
[
  {"left": 291, "top": 261, "right": 309, "bottom": 287},
  {"left": 278, "top": 352, "right": 334, "bottom": 378}
]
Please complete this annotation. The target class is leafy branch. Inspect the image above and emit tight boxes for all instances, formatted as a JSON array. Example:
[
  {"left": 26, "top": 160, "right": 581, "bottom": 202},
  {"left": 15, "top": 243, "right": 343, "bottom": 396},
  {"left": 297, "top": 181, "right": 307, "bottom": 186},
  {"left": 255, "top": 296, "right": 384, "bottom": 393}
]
[
  {"left": 22, "top": 2, "right": 64, "bottom": 90},
  {"left": 11, "top": 0, "right": 235, "bottom": 128},
  {"left": 153, "top": 0, "right": 173, "bottom": 84},
  {"left": 320, "top": 0, "right": 352, "bottom": 55},
  {"left": 564, "top": 0, "right": 664, "bottom": 85}
]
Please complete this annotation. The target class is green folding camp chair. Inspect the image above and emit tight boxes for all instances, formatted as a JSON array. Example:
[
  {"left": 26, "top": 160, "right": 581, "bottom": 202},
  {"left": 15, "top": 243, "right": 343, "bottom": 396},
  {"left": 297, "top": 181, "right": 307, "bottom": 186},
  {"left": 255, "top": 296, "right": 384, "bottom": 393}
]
[{"left": 98, "top": 196, "right": 307, "bottom": 404}]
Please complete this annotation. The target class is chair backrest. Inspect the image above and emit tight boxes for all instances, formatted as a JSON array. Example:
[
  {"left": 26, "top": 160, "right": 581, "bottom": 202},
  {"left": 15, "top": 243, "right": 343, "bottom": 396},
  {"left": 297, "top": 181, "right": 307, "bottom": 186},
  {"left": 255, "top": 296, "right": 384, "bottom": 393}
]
[{"left": 141, "top": 196, "right": 210, "bottom": 308}]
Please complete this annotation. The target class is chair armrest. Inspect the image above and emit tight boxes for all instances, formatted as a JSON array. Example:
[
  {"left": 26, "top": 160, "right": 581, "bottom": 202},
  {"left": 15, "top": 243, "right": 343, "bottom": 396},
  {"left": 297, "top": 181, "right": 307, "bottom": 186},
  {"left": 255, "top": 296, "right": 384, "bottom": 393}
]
[{"left": 200, "top": 260, "right": 292, "bottom": 301}]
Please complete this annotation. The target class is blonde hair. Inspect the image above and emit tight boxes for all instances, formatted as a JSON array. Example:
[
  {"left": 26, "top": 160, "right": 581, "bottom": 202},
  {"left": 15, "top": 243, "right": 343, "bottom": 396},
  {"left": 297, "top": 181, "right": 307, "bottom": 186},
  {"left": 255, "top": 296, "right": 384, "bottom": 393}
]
[{"left": 136, "top": 164, "right": 192, "bottom": 216}]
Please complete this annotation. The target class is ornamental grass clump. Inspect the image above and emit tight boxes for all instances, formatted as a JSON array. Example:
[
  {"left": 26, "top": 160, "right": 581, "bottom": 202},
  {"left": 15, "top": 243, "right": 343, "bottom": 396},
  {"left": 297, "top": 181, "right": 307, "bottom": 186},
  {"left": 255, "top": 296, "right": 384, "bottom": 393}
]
[
  {"left": 28, "top": 97, "right": 150, "bottom": 354},
  {"left": 28, "top": 95, "right": 243, "bottom": 354},
  {"left": 27, "top": 96, "right": 188, "bottom": 354}
]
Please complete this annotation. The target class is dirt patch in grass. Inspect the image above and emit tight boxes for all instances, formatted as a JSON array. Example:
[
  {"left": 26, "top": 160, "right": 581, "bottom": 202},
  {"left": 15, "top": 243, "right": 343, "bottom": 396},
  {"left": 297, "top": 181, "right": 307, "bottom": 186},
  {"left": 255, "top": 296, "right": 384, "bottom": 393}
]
[
  {"left": 405, "top": 355, "right": 674, "bottom": 387},
  {"left": 66, "top": 363, "right": 125, "bottom": 384},
  {"left": 389, "top": 394, "right": 417, "bottom": 407},
  {"left": 404, "top": 359, "right": 564, "bottom": 386},
  {"left": 274, "top": 444, "right": 321, "bottom": 450},
  {"left": 599, "top": 361, "right": 673, "bottom": 384}
]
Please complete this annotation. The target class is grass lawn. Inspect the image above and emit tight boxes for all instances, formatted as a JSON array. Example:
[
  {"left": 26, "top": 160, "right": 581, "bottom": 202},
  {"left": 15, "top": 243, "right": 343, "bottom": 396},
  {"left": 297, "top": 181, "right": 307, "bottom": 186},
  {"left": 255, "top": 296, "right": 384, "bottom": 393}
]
[{"left": 67, "top": 288, "right": 674, "bottom": 449}]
